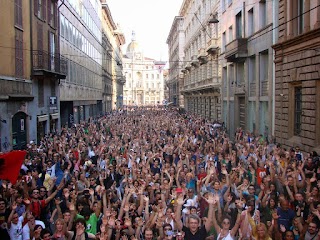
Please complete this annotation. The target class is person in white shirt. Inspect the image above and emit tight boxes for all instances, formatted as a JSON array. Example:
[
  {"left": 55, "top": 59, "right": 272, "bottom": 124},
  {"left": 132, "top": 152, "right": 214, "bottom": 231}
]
[
  {"left": 22, "top": 212, "right": 45, "bottom": 240},
  {"left": 7, "top": 202, "right": 27, "bottom": 240}
]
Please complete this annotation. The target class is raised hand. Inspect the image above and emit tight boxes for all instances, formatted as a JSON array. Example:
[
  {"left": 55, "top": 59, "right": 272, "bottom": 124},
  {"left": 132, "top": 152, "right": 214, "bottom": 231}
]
[
  {"left": 108, "top": 216, "right": 115, "bottom": 227},
  {"left": 176, "top": 195, "right": 185, "bottom": 206},
  {"left": 123, "top": 204, "right": 130, "bottom": 212},
  {"left": 89, "top": 188, "right": 95, "bottom": 196},
  {"left": 11, "top": 202, "right": 17, "bottom": 210},
  {"left": 272, "top": 210, "right": 279, "bottom": 220},
  {"left": 102, "top": 216, "right": 108, "bottom": 226},
  {"left": 124, "top": 217, "right": 132, "bottom": 227}
]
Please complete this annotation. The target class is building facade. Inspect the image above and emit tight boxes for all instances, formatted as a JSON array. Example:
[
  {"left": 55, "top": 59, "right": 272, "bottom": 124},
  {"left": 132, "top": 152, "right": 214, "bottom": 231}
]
[
  {"left": 0, "top": 0, "right": 66, "bottom": 151},
  {"left": 220, "top": 0, "right": 275, "bottom": 137},
  {"left": 178, "top": 0, "right": 221, "bottom": 121},
  {"left": 101, "top": 3, "right": 115, "bottom": 113},
  {"left": 0, "top": 0, "right": 32, "bottom": 151},
  {"left": 112, "top": 29, "right": 126, "bottom": 110},
  {"left": 123, "top": 34, "right": 165, "bottom": 106},
  {"left": 273, "top": 0, "right": 320, "bottom": 152},
  {"left": 59, "top": 0, "right": 103, "bottom": 127},
  {"left": 31, "top": 0, "right": 67, "bottom": 142},
  {"left": 166, "top": 16, "right": 185, "bottom": 107}
]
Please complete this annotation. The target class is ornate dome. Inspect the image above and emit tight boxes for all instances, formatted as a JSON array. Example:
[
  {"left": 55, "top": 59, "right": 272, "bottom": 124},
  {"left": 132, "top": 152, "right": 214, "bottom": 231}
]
[
  {"left": 126, "top": 31, "right": 141, "bottom": 57},
  {"left": 126, "top": 40, "right": 140, "bottom": 53}
]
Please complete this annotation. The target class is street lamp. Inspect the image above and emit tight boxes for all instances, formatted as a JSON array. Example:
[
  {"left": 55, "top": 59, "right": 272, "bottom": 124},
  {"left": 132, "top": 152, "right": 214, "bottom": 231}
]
[{"left": 208, "top": 12, "right": 219, "bottom": 24}]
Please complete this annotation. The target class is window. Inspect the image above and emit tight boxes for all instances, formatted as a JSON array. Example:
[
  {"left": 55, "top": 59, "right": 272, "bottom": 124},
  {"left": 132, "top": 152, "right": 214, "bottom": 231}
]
[
  {"left": 60, "top": 15, "right": 65, "bottom": 37},
  {"left": 248, "top": 55, "right": 256, "bottom": 83},
  {"left": 228, "top": 26, "right": 233, "bottom": 42},
  {"left": 297, "top": 0, "right": 304, "bottom": 34},
  {"left": 15, "top": 30, "right": 23, "bottom": 77},
  {"left": 221, "top": 0, "right": 225, "bottom": 12},
  {"left": 294, "top": 86, "right": 302, "bottom": 136},
  {"left": 259, "top": 50, "right": 268, "bottom": 82},
  {"left": 248, "top": 8, "right": 254, "bottom": 36},
  {"left": 34, "top": 0, "right": 46, "bottom": 20},
  {"left": 222, "top": 67, "right": 227, "bottom": 91},
  {"left": 222, "top": 32, "right": 226, "bottom": 52},
  {"left": 259, "top": 0, "right": 266, "bottom": 29},
  {"left": 15, "top": 0, "right": 23, "bottom": 28},
  {"left": 48, "top": 0, "right": 57, "bottom": 28},
  {"left": 48, "top": 31, "right": 55, "bottom": 71},
  {"left": 37, "top": 23, "right": 43, "bottom": 51},
  {"left": 236, "top": 62, "right": 244, "bottom": 85},
  {"left": 236, "top": 11, "right": 242, "bottom": 38}
]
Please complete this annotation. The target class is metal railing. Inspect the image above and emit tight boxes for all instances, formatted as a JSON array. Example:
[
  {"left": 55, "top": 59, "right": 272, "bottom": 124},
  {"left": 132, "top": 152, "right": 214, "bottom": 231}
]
[{"left": 32, "top": 50, "right": 67, "bottom": 75}]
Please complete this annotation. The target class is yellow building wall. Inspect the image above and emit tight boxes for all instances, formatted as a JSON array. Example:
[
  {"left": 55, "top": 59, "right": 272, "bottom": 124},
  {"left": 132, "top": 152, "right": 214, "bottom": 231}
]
[{"left": 0, "top": 0, "right": 31, "bottom": 80}]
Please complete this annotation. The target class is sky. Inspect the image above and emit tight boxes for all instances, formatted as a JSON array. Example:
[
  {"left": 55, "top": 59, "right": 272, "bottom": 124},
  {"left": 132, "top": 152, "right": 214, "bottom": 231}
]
[{"left": 107, "top": 0, "right": 183, "bottom": 62}]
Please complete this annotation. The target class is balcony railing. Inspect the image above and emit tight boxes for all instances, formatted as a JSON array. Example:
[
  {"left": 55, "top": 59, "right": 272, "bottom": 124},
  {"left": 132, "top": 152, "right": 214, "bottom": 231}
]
[
  {"left": 197, "top": 48, "right": 208, "bottom": 64},
  {"left": 32, "top": 50, "right": 67, "bottom": 79},
  {"left": 225, "top": 38, "right": 248, "bottom": 62},
  {"left": 191, "top": 55, "right": 199, "bottom": 67},
  {"left": 260, "top": 81, "right": 269, "bottom": 96},
  {"left": 206, "top": 38, "right": 218, "bottom": 55}
]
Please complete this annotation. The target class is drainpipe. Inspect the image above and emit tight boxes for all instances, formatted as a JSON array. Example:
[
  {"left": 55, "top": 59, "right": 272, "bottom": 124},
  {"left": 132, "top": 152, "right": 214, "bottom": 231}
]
[
  {"left": 272, "top": 0, "right": 279, "bottom": 138},
  {"left": 30, "top": 0, "right": 33, "bottom": 73}
]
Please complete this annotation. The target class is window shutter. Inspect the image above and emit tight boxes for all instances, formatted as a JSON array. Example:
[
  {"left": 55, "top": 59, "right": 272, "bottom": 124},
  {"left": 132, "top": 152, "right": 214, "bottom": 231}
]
[
  {"left": 42, "top": 0, "right": 46, "bottom": 21},
  {"left": 34, "top": 0, "right": 38, "bottom": 16},
  {"left": 54, "top": 2, "right": 58, "bottom": 28},
  {"left": 47, "top": 0, "right": 51, "bottom": 25}
]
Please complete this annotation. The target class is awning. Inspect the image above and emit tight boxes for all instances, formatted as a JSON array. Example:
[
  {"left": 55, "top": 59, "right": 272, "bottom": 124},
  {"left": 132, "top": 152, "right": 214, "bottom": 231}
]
[
  {"left": 50, "top": 113, "right": 59, "bottom": 120},
  {"left": 37, "top": 115, "right": 49, "bottom": 122}
]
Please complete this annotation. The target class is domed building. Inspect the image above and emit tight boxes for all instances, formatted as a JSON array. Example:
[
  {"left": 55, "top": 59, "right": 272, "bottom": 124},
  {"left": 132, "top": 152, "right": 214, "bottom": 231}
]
[{"left": 123, "top": 32, "right": 165, "bottom": 106}]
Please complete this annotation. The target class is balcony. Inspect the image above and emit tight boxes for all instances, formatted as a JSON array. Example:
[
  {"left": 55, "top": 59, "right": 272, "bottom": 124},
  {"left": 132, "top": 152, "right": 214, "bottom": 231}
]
[
  {"left": 191, "top": 55, "right": 199, "bottom": 68},
  {"left": 32, "top": 50, "right": 67, "bottom": 79},
  {"left": 118, "top": 77, "right": 126, "bottom": 84},
  {"left": 197, "top": 48, "right": 208, "bottom": 65},
  {"left": 206, "top": 38, "right": 218, "bottom": 55},
  {"left": 234, "top": 83, "right": 246, "bottom": 94},
  {"left": 225, "top": 38, "right": 248, "bottom": 62},
  {"left": 185, "top": 63, "right": 192, "bottom": 71}
]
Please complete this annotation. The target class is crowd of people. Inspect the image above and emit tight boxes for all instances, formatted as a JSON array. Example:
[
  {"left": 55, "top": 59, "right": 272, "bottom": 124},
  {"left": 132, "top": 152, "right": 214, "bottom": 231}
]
[{"left": 0, "top": 107, "right": 320, "bottom": 240}]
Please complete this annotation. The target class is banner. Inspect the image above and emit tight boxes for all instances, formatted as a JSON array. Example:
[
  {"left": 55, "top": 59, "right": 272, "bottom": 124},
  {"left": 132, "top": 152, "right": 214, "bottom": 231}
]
[{"left": 0, "top": 150, "right": 27, "bottom": 184}]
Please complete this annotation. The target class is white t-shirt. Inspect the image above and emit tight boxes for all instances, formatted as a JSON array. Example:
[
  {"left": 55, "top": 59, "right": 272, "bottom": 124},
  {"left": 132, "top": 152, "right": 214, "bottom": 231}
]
[
  {"left": 9, "top": 216, "right": 24, "bottom": 240},
  {"left": 22, "top": 220, "right": 45, "bottom": 240}
]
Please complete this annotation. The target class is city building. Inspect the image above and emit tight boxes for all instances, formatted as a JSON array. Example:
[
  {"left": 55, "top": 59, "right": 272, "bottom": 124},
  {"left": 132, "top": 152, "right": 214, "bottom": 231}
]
[
  {"left": 0, "top": 0, "right": 66, "bottom": 151},
  {"left": 101, "top": 3, "right": 115, "bottom": 113},
  {"left": 273, "top": 0, "right": 320, "bottom": 152},
  {"left": 112, "top": 28, "right": 126, "bottom": 110},
  {"left": 101, "top": 2, "right": 125, "bottom": 112},
  {"left": 0, "top": 0, "right": 32, "bottom": 151},
  {"left": 177, "top": 0, "right": 221, "bottom": 121},
  {"left": 166, "top": 16, "right": 185, "bottom": 107},
  {"left": 220, "top": 0, "right": 275, "bottom": 137},
  {"left": 31, "top": 0, "right": 67, "bottom": 141},
  {"left": 123, "top": 33, "right": 165, "bottom": 106},
  {"left": 59, "top": 0, "right": 103, "bottom": 127}
]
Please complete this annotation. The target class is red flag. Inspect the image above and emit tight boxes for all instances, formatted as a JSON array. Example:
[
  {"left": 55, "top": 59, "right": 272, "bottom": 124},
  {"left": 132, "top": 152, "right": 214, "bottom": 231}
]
[{"left": 0, "top": 150, "right": 27, "bottom": 184}]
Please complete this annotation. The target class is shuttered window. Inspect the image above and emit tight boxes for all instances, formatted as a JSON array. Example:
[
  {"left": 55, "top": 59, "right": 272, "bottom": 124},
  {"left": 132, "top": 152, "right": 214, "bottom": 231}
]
[
  {"left": 15, "top": 0, "right": 23, "bottom": 28},
  {"left": 15, "top": 30, "right": 24, "bottom": 77}
]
